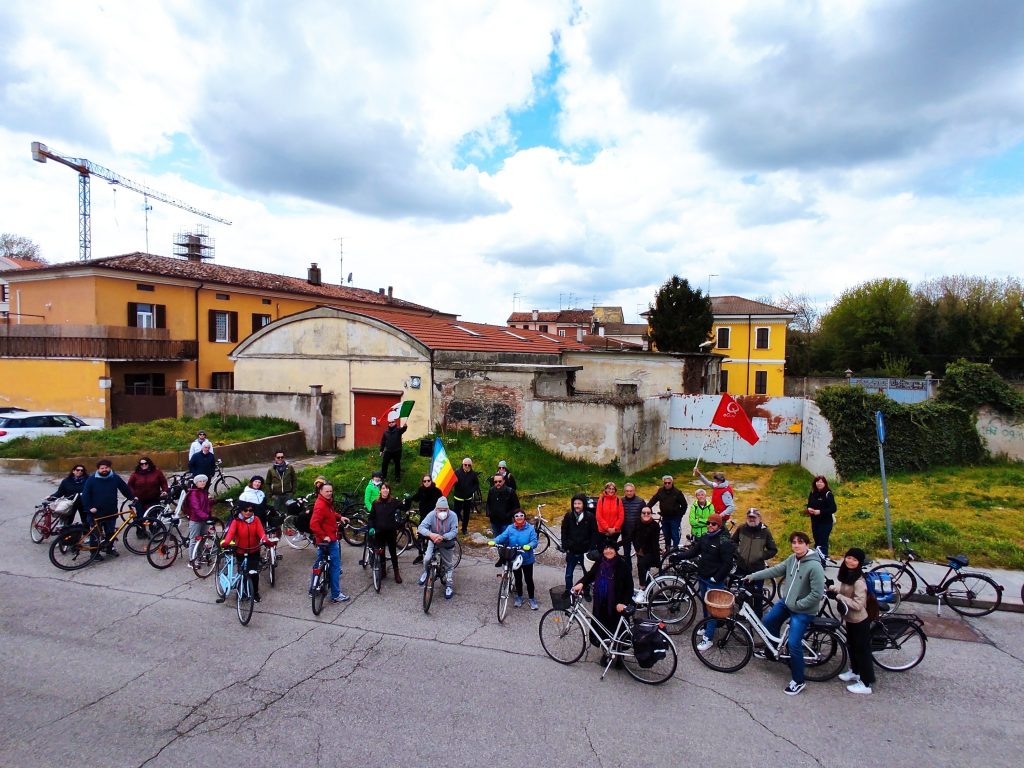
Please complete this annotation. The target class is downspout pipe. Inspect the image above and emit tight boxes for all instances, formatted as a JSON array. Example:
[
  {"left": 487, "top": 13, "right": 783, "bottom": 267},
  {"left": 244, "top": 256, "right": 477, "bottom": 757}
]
[
  {"left": 746, "top": 313, "right": 752, "bottom": 395},
  {"left": 194, "top": 282, "right": 203, "bottom": 387}
]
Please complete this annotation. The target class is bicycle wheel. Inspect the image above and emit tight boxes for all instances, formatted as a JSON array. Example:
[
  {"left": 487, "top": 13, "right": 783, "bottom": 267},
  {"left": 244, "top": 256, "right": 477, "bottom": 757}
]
[
  {"left": 281, "top": 515, "right": 312, "bottom": 549},
  {"left": 647, "top": 579, "right": 697, "bottom": 632},
  {"left": 538, "top": 609, "right": 587, "bottom": 664},
  {"left": 237, "top": 576, "right": 254, "bottom": 625},
  {"left": 267, "top": 547, "right": 277, "bottom": 588},
  {"left": 801, "top": 628, "right": 847, "bottom": 681},
  {"left": 422, "top": 564, "right": 436, "bottom": 614},
  {"left": 762, "top": 577, "right": 778, "bottom": 604},
  {"left": 123, "top": 519, "right": 166, "bottom": 555},
  {"left": 869, "top": 564, "right": 917, "bottom": 600},
  {"left": 215, "top": 475, "right": 242, "bottom": 497},
  {"left": 623, "top": 629, "right": 678, "bottom": 685},
  {"left": 944, "top": 572, "right": 1002, "bottom": 617},
  {"left": 871, "top": 619, "right": 927, "bottom": 671},
  {"left": 452, "top": 538, "right": 463, "bottom": 569},
  {"left": 372, "top": 550, "right": 382, "bottom": 593},
  {"left": 192, "top": 536, "right": 218, "bottom": 578},
  {"left": 534, "top": 529, "right": 551, "bottom": 556},
  {"left": 691, "top": 618, "right": 752, "bottom": 673},
  {"left": 396, "top": 526, "right": 412, "bottom": 555},
  {"left": 49, "top": 528, "right": 98, "bottom": 571},
  {"left": 311, "top": 570, "right": 326, "bottom": 616},
  {"left": 146, "top": 531, "right": 180, "bottom": 569},
  {"left": 497, "top": 571, "right": 512, "bottom": 624},
  {"left": 341, "top": 509, "right": 367, "bottom": 546},
  {"left": 215, "top": 553, "right": 230, "bottom": 598},
  {"left": 30, "top": 509, "right": 49, "bottom": 543}
]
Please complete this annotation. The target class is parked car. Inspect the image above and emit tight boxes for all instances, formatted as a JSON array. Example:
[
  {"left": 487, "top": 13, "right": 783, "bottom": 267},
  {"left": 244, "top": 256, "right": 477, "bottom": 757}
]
[
  {"left": 0, "top": 412, "right": 101, "bottom": 443},
  {"left": 0, "top": 407, "right": 27, "bottom": 414}
]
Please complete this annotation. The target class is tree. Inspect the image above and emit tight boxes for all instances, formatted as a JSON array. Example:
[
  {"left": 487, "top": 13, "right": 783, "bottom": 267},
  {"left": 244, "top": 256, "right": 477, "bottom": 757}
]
[
  {"left": 647, "top": 276, "right": 714, "bottom": 353},
  {"left": 0, "top": 234, "right": 44, "bottom": 263}
]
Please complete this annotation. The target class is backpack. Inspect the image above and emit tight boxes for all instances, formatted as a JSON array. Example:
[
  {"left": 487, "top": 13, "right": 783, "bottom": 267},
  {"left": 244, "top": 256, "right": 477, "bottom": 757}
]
[{"left": 631, "top": 620, "right": 670, "bottom": 669}]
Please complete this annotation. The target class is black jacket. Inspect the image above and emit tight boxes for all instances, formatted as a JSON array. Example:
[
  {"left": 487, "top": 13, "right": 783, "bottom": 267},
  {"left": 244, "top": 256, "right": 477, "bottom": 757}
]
[
  {"left": 188, "top": 451, "right": 216, "bottom": 479},
  {"left": 631, "top": 518, "right": 661, "bottom": 557},
  {"left": 51, "top": 473, "right": 87, "bottom": 500},
  {"left": 488, "top": 469, "right": 517, "bottom": 491},
  {"left": 649, "top": 485, "right": 687, "bottom": 519},
  {"left": 678, "top": 529, "right": 736, "bottom": 582},
  {"left": 578, "top": 555, "right": 634, "bottom": 605},
  {"left": 485, "top": 485, "right": 521, "bottom": 531},
  {"left": 561, "top": 510, "right": 597, "bottom": 555},
  {"left": 408, "top": 484, "right": 442, "bottom": 516},
  {"left": 807, "top": 489, "right": 837, "bottom": 519},
  {"left": 369, "top": 497, "right": 403, "bottom": 531},
  {"left": 380, "top": 425, "right": 407, "bottom": 453},
  {"left": 452, "top": 467, "right": 480, "bottom": 500}
]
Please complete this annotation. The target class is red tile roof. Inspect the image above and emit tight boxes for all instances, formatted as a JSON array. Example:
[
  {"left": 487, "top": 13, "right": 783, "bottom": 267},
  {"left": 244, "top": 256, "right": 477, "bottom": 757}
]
[
  {"left": 338, "top": 306, "right": 591, "bottom": 353},
  {"left": 711, "top": 296, "right": 794, "bottom": 317},
  {"left": 578, "top": 333, "right": 644, "bottom": 351},
  {"left": 4, "top": 253, "right": 449, "bottom": 316},
  {"left": 0, "top": 257, "right": 44, "bottom": 269},
  {"left": 507, "top": 309, "right": 594, "bottom": 324}
]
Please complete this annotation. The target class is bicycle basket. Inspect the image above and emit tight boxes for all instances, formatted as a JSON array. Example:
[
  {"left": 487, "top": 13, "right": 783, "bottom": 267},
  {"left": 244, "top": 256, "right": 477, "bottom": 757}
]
[
  {"left": 50, "top": 496, "right": 77, "bottom": 520},
  {"left": 704, "top": 589, "right": 735, "bottom": 619},
  {"left": 631, "top": 619, "right": 669, "bottom": 669},
  {"left": 549, "top": 586, "right": 571, "bottom": 611}
]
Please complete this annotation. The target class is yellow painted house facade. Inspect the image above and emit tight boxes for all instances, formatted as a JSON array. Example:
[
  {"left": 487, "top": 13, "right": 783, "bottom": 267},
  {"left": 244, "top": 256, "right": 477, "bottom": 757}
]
[{"left": 711, "top": 296, "right": 795, "bottom": 397}]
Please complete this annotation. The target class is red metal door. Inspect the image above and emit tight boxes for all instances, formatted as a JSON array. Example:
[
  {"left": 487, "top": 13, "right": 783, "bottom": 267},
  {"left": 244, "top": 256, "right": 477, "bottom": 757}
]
[{"left": 353, "top": 392, "right": 399, "bottom": 448}]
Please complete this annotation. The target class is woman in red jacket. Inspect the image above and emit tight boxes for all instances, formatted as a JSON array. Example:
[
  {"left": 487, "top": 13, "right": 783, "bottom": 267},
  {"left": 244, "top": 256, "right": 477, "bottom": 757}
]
[
  {"left": 127, "top": 456, "right": 168, "bottom": 538},
  {"left": 595, "top": 481, "right": 624, "bottom": 549},
  {"left": 218, "top": 501, "right": 274, "bottom": 603}
]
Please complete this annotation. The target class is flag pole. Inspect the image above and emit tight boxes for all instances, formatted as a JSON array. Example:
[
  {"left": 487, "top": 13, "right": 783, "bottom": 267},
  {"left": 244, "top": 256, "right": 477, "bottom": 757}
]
[{"left": 693, "top": 435, "right": 710, "bottom": 471}]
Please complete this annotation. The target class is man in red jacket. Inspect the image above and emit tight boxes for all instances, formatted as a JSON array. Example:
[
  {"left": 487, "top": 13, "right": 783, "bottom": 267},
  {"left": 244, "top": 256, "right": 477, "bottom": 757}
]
[
  {"left": 219, "top": 501, "right": 274, "bottom": 603},
  {"left": 309, "top": 483, "right": 350, "bottom": 603}
]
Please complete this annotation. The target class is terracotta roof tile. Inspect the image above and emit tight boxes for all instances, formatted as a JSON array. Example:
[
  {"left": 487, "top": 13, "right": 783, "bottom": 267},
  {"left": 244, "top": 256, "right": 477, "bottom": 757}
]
[
  {"left": 711, "top": 295, "right": 795, "bottom": 317},
  {"left": 507, "top": 309, "right": 593, "bottom": 324}
]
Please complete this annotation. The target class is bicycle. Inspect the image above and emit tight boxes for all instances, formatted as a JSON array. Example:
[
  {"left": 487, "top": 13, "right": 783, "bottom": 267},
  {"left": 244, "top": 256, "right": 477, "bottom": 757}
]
[
  {"left": 360, "top": 533, "right": 386, "bottom": 593},
  {"left": 869, "top": 537, "right": 1003, "bottom": 617},
  {"left": 211, "top": 459, "right": 242, "bottom": 497},
  {"left": 489, "top": 542, "right": 532, "bottom": 623},
  {"left": 531, "top": 504, "right": 563, "bottom": 555},
  {"left": 421, "top": 547, "right": 452, "bottom": 614},
  {"left": 538, "top": 592, "right": 678, "bottom": 684},
  {"left": 215, "top": 545, "right": 264, "bottom": 625},
  {"left": 691, "top": 585, "right": 848, "bottom": 681},
  {"left": 48, "top": 505, "right": 156, "bottom": 570},
  {"left": 30, "top": 496, "right": 76, "bottom": 543},
  {"left": 310, "top": 542, "right": 338, "bottom": 616},
  {"left": 145, "top": 503, "right": 225, "bottom": 571}
]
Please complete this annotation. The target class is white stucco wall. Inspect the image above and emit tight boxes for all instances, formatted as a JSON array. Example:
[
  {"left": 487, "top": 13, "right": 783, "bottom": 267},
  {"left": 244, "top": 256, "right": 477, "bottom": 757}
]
[
  {"left": 800, "top": 400, "right": 839, "bottom": 480},
  {"left": 977, "top": 406, "right": 1024, "bottom": 462}
]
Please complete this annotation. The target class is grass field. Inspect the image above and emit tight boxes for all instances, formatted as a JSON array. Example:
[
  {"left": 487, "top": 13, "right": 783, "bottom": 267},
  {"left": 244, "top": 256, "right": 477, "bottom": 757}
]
[{"left": 297, "top": 431, "right": 1024, "bottom": 569}]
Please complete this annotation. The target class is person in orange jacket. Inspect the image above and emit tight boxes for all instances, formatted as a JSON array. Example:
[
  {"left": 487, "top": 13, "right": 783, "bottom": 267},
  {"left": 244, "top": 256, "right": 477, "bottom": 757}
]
[{"left": 595, "top": 481, "right": 624, "bottom": 549}]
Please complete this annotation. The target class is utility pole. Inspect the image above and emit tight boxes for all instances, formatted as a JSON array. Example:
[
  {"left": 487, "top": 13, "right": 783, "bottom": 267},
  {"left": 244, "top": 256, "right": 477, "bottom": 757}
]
[
  {"left": 334, "top": 237, "right": 344, "bottom": 284},
  {"left": 707, "top": 273, "right": 719, "bottom": 296}
]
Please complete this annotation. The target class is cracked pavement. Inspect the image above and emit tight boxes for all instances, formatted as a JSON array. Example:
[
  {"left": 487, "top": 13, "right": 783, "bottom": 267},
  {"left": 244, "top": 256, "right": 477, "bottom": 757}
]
[{"left": 1, "top": 473, "right": 1021, "bottom": 767}]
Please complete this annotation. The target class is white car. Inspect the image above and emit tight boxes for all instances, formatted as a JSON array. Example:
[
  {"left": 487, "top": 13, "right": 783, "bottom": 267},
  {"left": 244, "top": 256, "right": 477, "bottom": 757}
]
[{"left": 0, "top": 411, "right": 101, "bottom": 443}]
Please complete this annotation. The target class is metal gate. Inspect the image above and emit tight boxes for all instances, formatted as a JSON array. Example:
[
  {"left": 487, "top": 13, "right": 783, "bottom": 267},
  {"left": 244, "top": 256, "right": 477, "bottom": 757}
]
[
  {"left": 669, "top": 394, "right": 804, "bottom": 464},
  {"left": 110, "top": 393, "right": 178, "bottom": 427}
]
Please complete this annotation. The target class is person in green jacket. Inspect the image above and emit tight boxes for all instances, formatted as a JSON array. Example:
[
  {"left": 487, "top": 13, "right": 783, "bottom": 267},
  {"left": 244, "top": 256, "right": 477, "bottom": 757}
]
[
  {"left": 744, "top": 531, "right": 825, "bottom": 697},
  {"left": 364, "top": 470, "right": 383, "bottom": 512},
  {"left": 688, "top": 488, "right": 716, "bottom": 540},
  {"left": 265, "top": 450, "right": 298, "bottom": 519}
]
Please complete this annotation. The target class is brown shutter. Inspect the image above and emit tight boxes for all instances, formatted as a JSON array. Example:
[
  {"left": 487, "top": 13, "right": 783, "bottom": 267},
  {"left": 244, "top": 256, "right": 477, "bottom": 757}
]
[
  {"left": 208, "top": 309, "right": 217, "bottom": 342},
  {"left": 155, "top": 304, "right": 166, "bottom": 329},
  {"left": 251, "top": 313, "right": 260, "bottom": 334},
  {"left": 229, "top": 311, "right": 238, "bottom": 342},
  {"left": 127, "top": 302, "right": 138, "bottom": 327}
]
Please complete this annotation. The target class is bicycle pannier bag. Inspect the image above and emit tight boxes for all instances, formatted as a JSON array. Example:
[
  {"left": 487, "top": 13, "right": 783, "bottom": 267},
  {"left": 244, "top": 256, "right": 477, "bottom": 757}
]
[
  {"left": 867, "top": 571, "right": 896, "bottom": 605},
  {"left": 631, "top": 620, "right": 669, "bottom": 669}
]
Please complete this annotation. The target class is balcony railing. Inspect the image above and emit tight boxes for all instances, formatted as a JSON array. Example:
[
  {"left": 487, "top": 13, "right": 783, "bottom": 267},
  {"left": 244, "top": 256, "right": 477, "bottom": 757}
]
[{"left": 0, "top": 336, "right": 198, "bottom": 360}]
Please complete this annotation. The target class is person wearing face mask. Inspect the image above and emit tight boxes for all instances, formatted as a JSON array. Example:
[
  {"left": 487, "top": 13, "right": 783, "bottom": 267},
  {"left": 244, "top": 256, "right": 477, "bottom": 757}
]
[
  {"left": 633, "top": 507, "right": 662, "bottom": 587},
  {"left": 687, "top": 488, "right": 716, "bottom": 540},
  {"left": 731, "top": 508, "right": 778, "bottom": 617},
  {"left": 368, "top": 482, "right": 403, "bottom": 583},
  {"left": 364, "top": 471, "right": 383, "bottom": 512},
  {"left": 416, "top": 497, "right": 459, "bottom": 599},
  {"left": 828, "top": 547, "right": 876, "bottom": 695},
  {"left": 491, "top": 509, "right": 540, "bottom": 609},
  {"left": 218, "top": 501, "right": 275, "bottom": 604},
  {"left": 561, "top": 494, "right": 597, "bottom": 599}
]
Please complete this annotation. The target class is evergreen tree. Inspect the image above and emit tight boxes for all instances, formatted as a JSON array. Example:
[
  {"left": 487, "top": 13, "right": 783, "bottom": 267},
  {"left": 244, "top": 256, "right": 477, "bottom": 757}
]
[{"left": 647, "top": 276, "right": 714, "bottom": 352}]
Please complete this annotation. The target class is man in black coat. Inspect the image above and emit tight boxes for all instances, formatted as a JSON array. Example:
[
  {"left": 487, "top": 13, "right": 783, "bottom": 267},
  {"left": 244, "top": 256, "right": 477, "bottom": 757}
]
[
  {"left": 675, "top": 513, "right": 736, "bottom": 650},
  {"left": 485, "top": 474, "right": 520, "bottom": 539},
  {"left": 379, "top": 417, "right": 408, "bottom": 482},
  {"left": 452, "top": 457, "right": 481, "bottom": 534},
  {"left": 561, "top": 493, "right": 597, "bottom": 598},
  {"left": 648, "top": 474, "right": 688, "bottom": 551}
]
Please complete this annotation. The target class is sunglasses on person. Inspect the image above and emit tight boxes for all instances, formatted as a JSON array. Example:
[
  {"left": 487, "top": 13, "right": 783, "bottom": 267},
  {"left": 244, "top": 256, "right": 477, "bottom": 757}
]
[
  {"left": 73, "top": 468, "right": 85, "bottom": 473},
  {"left": 641, "top": 511, "right": 652, "bottom": 516},
  {"left": 139, "top": 461, "right": 149, "bottom": 466},
  {"left": 422, "top": 479, "right": 432, "bottom": 484},
  {"left": 708, "top": 522, "right": 721, "bottom": 529}
]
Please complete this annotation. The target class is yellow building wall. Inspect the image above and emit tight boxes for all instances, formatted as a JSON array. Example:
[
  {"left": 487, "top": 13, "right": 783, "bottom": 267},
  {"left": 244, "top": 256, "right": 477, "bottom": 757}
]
[
  {"left": 4, "top": 275, "right": 99, "bottom": 325},
  {"left": 712, "top": 319, "right": 789, "bottom": 396},
  {"left": 0, "top": 358, "right": 110, "bottom": 423}
]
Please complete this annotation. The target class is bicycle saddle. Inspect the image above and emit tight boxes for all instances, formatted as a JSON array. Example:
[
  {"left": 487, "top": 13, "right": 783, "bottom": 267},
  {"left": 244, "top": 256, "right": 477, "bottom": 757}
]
[
  {"left": 810, "top": 616, "right": 841, "bottom": 630},
  {"left": 947, "top": 554, "right": 969, "bottom": 569}
]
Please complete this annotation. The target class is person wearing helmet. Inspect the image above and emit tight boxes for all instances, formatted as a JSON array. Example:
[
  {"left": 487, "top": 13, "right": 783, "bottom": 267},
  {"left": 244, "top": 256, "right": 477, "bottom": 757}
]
[
  {"left": 417, "top": 497, "right": 459, "bottom": 599},
  {"left": 561, "top": 494, "right": 597, "bottom": 600},
  {"left": 491, "top": 510, "right": 540, "bottom": 609}
]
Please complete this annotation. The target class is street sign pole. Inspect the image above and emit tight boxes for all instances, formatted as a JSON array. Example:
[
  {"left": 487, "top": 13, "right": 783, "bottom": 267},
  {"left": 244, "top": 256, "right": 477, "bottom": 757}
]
[{"left": 876, "top": 411, "right": 893, "bottom": 551}]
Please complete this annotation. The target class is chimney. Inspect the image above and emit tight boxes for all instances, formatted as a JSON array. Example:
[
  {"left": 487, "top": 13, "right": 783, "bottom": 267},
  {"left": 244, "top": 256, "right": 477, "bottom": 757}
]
[
  {"left": 577, "top": 328, "right": 584, "bottom": 342},
  {"left": 387, "top": 285, "right": 393, "bottom": 302},
  {"left": 598, "top": 326, "right": 605, "bottom": 337},
  {"left": 307, "top": 263, "right": 322, "bottom": 286},
  {"left": 531, "top": 309, "right": 539, "bottom": 322},
  {"left": 379, "top": 288, "right": 386, "bottom": 295}
]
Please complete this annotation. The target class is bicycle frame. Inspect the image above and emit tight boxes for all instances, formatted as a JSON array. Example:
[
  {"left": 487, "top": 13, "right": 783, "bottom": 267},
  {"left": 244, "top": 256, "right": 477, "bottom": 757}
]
[
  {"left": 533, "top": 505, "right": 563, "bottom": 551},
  {"left": 562, "top": 597, "right": 638, "bottom": 677},
  {"left": 78, "top": 507, "right": 138, "bottom": 549}
]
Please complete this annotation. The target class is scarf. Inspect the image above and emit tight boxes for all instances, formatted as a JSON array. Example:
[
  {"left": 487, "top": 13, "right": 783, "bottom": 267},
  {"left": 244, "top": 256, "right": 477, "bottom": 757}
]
[
  {"left": 837, "top": 562, "right": 863, "bottom": 585},
  {"left": 593, "top": 557, "right": 617, "bottom": 614}
]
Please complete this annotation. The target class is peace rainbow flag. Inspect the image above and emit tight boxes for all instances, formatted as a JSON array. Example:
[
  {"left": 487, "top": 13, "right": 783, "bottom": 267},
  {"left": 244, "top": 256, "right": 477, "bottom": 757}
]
[{"left": 430, "top": 438, "right": 457, "bottom": 497}]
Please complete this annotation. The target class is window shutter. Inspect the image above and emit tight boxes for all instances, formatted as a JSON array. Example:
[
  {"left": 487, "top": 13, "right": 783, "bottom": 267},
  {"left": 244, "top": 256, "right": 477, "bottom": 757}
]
[
  {"left": 208, "top": 309, "right": 217, "bottom": 342},
  {"left": 155, "top": 304, "right": 166, "bottom": 329},
  {"left": 229, "top": 311, "right": 238, "bottom": 342},
  {"left": 251, "top": 313, "right": 260, "bottom": 334},
  {"left": 127, "top": 302, "right": 138, "bottom": 327}
]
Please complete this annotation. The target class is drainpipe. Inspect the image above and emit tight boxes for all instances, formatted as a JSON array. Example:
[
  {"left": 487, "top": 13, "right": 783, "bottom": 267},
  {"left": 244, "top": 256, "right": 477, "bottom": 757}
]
[
  {"left": 746, "top": 313, "right": 752, "bottom": 395},
  {"left": 194, "top": 282, "right": 204, "bottom": 387}
]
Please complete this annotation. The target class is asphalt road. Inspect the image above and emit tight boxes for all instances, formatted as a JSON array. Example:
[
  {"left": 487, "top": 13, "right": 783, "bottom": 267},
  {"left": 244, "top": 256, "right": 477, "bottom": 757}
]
[{"left": 1, "top": 472, "right": 1022, "bottom": 768}]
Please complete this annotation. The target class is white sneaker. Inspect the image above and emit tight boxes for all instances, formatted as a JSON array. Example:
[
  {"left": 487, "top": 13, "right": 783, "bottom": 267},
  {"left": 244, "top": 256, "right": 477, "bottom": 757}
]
[
  {"left": 847, "top": 681, "right": 873, "bottom": 695},
  {"left": 696, "top": 635, "right": 714, "bottom": 652},
  {"left": 838, "top": 670, "right": 860, "bottom": 683},
  {"left": 418, "top": 572, "right": 428, "bottom": 586}
]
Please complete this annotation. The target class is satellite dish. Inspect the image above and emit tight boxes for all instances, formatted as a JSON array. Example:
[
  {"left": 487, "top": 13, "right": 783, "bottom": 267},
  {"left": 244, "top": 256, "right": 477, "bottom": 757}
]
[{"left": 347, "top": 272, "right": 353, "bottom": 284}]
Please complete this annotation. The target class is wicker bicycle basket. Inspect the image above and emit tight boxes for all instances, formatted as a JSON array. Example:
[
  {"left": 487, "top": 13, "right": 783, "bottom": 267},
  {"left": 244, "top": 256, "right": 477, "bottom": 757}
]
[{"left": 704, "top": 589, "right": 735, "bottom": 619}]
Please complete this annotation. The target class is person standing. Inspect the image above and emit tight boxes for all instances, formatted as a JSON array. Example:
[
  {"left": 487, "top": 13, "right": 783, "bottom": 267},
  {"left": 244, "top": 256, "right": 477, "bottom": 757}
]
[
  {"left": 744, "top": 531, "right": 826, "bottom": 696},
  {"left": 488, "top": 460, "right": 517, "bottom": 491},
  {"left": 687, "top": 488, "right": 716, "bottom": 540},
  {"left": 452, "top": 458, "right": 481, "bottom": 534},
  {"left": 407, "top": 474, "right": 442, "bottom": 565},
  {"left": 595, "top": 481, "right": 624, "bottom": 548},
  {"left": 127, "top": 456, "right": 168, "bottom": 538},
  {"left": 485, "top": 474, "right": 520, "bottom": 539},
  {"left": 831, "top": 547, "right": 876, "bottom": 695},
  {"left": 806, "top": 475, "right": 837, "bottom": 557},
  {"left": 368, "top": 482, "right": 403, "bottom": 583},
  {"left": 265, "top": 450, "right": 297, "bottom": 520},
  {"left": 731, "top": 508, "right": 778, "bottom": 617},
  {"left": 379, "top": 417, "right": 408, "bottom": 482},
  {"left": 693, "top": 468, "right": 736, "bottom": 521},
  {"left": 561, "top": 494, "right": 596, "bottom": 599},
  {"left": 678, "top": 514, "right": 737, "bottom": 652},
  {"left": 492, "top": 510, "right": 540, "bottom": 609},
  {"left": 633, "top": 507, "right": 662, "bottom": 587},
  {"left": 620, "top": 483, "right": 646, "bottom": 564},
  {"left": 364, "top": 470, "right": 383, "bottom": 512},
  {"left": 48, "top": 465, "right": 88, "bottom": 525},
  {"left": 81, "top": 459, "right": 132, "bottom": 558},
  {"left": 185, "top": 474, "right": 213, "bottom": 556},
  {"left": 188, "top": 442, "right": 216, "bottom": 480},
  {"left": 648, "top": 475, "right": 687, "bottom": 551},
  {"left": 188, "top": 429, "right": 213, "bottom": 460},
  {"left": 310, "top": 483, "right": 350, "bottom": 603}
]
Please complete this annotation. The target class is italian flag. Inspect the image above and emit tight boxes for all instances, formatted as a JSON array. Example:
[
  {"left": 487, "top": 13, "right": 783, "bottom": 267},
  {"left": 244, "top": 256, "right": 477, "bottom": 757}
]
[{"left": 382, "top": 400, "right": 415, "bottom": 422}]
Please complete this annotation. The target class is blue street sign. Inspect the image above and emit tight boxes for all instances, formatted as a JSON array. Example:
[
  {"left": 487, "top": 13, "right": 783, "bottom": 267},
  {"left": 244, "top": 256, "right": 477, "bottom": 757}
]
[{"left": 875, "top": 410, "right": 886, "bottom": 444}]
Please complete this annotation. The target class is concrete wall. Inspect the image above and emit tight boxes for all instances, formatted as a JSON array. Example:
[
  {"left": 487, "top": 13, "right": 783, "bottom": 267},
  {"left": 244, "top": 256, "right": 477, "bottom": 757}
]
[
  {"left": 977, "top": 406, "right": 1024, "bottom": 462},
  {"left": 180, "top": 387, "right": 332, "bottom": 452},
  {"left": 433, "top": 365, "right": 567, "bottom": 435},
  {"left": 800, "top": 400, "right": 839, "bottom": 480},
  {"left": 668, "top": 394, "right": 803, "bottom": 465},
  {"left": 562, "top": 351, "right": 714, "bottom": 397},
  {"left": 784, "top": 376, "right": 849, "bottom": 398}
]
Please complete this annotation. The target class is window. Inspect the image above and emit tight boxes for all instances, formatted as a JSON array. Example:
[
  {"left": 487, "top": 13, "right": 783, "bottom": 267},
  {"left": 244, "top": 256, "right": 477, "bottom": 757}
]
[
  {"left": 215, "top": 293, "right": 230, "bottom": 301},
  {"left": 539, "top": 324, "right": 549, "bottom": 332},
  {"left": 124, "top": 373, "right": 166, "bottom": 395},
  {"left": 252, "top": 313, "right": 272, "bottom": 333},
  {"left": 208, "top": 310, "right": 238, "bottom": 343},
  {"left": 558, "top": 329, "right": 566, "bottom": 337},
  {"left": 262, "top": 298, "right": 272, "bottom": 305},
  {"left": 755, "top": 327, "right": 770, "bottom": 349},
  {"left": 127, "top": 302, "right": 166, "bottom": 328},
  {"left": 754, "top": 370, "right": 768, "bottom": 395},
  {"left": 136, "top": 283, "right": 155, "bottom": 292},
  {"left": 720, "top": 370, "right": 729, "bottom": 393},
  {"left": 1, "top": 283, "right": 8, "bottom": 303},
  {"left": 716, "top": 327, "right": 730, "bottom": 349},
  {"left": 211, "top": 372, "right": 234, "bottom": 390}
]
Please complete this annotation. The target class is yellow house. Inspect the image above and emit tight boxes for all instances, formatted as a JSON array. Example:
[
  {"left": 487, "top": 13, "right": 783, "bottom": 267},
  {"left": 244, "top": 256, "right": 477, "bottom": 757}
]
[
  {"left": 711, "top": 296, "right": 795, "bottom": 397},
  {"left": 0, "top": 252, "right": 448, "bottom": 425}
]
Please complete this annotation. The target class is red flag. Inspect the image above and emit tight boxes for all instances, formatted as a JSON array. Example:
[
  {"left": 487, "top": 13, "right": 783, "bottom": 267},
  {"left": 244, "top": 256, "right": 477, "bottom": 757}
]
[{"left": 711, "top": 393, "right": 760, "bottom": 445}]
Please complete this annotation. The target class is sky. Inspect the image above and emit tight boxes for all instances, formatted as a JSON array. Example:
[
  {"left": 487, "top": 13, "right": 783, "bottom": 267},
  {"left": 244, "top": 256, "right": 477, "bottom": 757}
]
[{"left": 2, "top": 0, "right": 1023, "bottom": 325}]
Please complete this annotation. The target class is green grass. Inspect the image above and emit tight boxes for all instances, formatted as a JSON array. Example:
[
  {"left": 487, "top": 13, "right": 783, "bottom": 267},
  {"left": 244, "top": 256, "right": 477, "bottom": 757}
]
[{"left": 0, "top": 415, "right": 299, "bottom": 460}]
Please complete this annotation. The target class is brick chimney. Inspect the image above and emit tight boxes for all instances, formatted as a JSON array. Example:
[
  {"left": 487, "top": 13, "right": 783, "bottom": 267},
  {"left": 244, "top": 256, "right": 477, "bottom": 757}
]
[
  {"left": 307, "top": 263, "right": 322, "bottom": 286},
  {"left": 531, "top": 309, "right": 539, "bottom": 322},
  {"left": 387, "top": 286, "right": 393, "bottom": 303}
]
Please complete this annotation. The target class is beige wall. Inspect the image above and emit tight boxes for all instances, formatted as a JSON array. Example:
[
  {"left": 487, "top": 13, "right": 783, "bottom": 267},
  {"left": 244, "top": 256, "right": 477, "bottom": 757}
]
[{"left": 564, "top": 351, "right": 690, "bottom": 398}]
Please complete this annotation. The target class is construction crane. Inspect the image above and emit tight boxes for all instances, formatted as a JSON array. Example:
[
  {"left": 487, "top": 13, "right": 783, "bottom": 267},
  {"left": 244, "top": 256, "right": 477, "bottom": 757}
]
[{"left": 31, "top": 140, "right": 232, "bottom": 261}]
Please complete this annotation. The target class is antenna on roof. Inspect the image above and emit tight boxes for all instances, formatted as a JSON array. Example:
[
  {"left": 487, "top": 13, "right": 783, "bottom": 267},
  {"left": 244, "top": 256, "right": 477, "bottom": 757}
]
[
  {"left": 334, "top": 236, "right": 344, "bottom": 285},
  {"left": 512, "top": 291, "right": 520, "bottom": 312}
]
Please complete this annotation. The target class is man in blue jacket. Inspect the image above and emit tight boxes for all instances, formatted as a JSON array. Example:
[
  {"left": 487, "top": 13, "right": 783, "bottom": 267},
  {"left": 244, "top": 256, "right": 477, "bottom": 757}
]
[{"left": 81, "top": 459, "right": 132, "bottom": 558}]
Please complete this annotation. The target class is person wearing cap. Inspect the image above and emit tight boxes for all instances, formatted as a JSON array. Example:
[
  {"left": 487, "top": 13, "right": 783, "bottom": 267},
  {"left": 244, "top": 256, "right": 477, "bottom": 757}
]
[
  {"left": 488, "top": 460, "right": 517, "bottom": 491},
  {"left": 693, "top": 468, "right": 736, "bottom": 521},
  {"left": 310, "top": 482, "right": 350, "bottom": 602},
  {"left": 561, "top": 494, "right": 597, "bottom": 599},
  {"left": 452, "top": 458, "right": 481, "bottom": 535},
  {"left": 364, "top": 470, "right": 383, "bottom": 512},
  {"left": 572, "top": 540, "right": 634, "bottom": 655},
  {"left": 238, "top": 476, "right": 268, "bottom": 525},
  {"left": 828, "top": 547, "right": 875, "bottom": 694},
  {"left": 81, "top": 459, "right": 132, "bottom": 559},
  {"left": 687, "top": 488, "right": 716, "bottom": 540},
  {"left": 648, "top": 475, "right": 688, "bottom": 551},
  {"left": 188, "top": 430, "right": 213, "bottom": 460},
  {"left": 743, "top": 531, "right": 826, "bottom": 696},
  {"left": 219, "top": 500, "right": 275, "bottom": 604},
  {"left": 188, "top": 441, "right": 216, "bottom": 481},
  {"left": 491, "top": 509, "right": 541, "bottom": 609},
  {"left": 633, "top": 506, "right": 662, "bottom": 587},
  {"left": 731, "top": 508, "right": 778, "bottom": 617},
  {"left": 676, "top": 513, "right": 737, "bottom": 653},
  {"left": 485, "top": 473, "right": 520, "bottom": 540},
  {"left": 379, "top": 416, "right": 408, "bottom": 482},
  {"left": 265, "top": 450, "right": 297, "bottom": 519},
  {"left": 185, "top": 474, "right": 213, "bottom": 552},
  {"left": 418, "top": 497, "right": 459, "bottom": 599}
]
